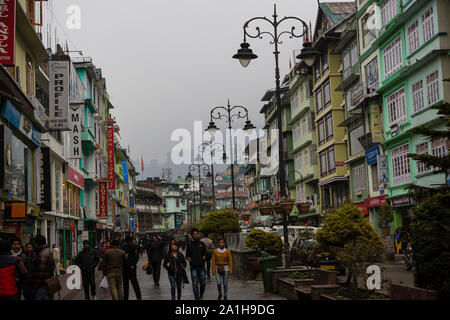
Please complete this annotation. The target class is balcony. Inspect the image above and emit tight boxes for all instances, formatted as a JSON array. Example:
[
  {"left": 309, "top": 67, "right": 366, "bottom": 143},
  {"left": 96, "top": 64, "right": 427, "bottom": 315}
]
[{"left": 358, "top": 132, "right": 377, "bottom": 150}]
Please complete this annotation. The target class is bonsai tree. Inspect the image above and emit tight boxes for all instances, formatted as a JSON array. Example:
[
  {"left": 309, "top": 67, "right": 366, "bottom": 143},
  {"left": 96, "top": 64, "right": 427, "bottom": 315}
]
[
  {"left": 245, "top": 229, "right": 283, "bottom": 255},
  {"left": 315, "top": 204, "right": 385, "bottom": 292},
  {"left": 199, "top": 209, "right": 241, "bottom": 238},
  {"left": 293, "top": 228, "right": 321, "bottom": 277}
]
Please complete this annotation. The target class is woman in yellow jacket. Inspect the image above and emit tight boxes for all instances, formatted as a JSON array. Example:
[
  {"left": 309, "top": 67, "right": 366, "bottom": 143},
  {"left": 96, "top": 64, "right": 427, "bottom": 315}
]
[{"left": 211, "top": 239, "right": 232, "bottom": 300}]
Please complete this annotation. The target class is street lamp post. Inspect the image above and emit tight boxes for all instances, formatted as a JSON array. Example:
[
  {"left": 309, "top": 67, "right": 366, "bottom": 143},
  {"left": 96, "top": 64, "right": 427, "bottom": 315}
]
[
  {"left": 206, "top": 100, "right": 256, "bottom": 212},
  {"left": 233, "top": 4, "right": 318, "bottom": 268},
  {"left": 186, "top": 156, "right": 210, "bottom": 220},
  {"left": 199, "top": 141, "right": 227, "bottom": 210}
]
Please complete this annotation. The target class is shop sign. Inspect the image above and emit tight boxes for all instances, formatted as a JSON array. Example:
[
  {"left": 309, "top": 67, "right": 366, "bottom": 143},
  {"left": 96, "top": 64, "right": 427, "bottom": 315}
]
[
  {"left": 81, "top": 231, "right": 89, "bottom": 240},
  {"left": 71, "top": 220, "right": 76, "bottom": 256},
  {"left": 365, "top": 145, "right": 380, "bottom": 165},
  {"left": 68, "top": 104, "right": 83, "bottom": 159},
  {"left": 335, "top": 162, "right": 345, "bottom": 167},
  {"left": 0, "top": 0, "right": 15, "bottom": 65},
  {"left": 391, "top": 196, "right": 414, "bottom": 208},
  {"left": 355, "top": 203, "right": 369, "bottom": 216},
  {"left": 40, "top": 147, "right": 52, "bottom": 211},
  {"left": 67, "top": 164, "right": 84, "bottom": 190},
  {"left": 122, "top": 161, "right": 128, "bottom": 183},
  {"left": 129, "top": 194, "right": 135, "bottom": 210},
  {"left": 377, "top": 155, "right": 389, "bottom": 183},
  {"left": 370, "top": 103, "right": 382, "bottom": 143},
  {"left": 4, "top": 201, "right": 26, "bottom": 223},
  {"left": 116, "top": 214, "right": 121, "bottom": 227},
  {"left": 49, "top": 61, "right": 70, "bottom": 130},
  {"left": 107, "top": 121, "right": 115, "bottom": 190},
  {"left": 77, "top": 220, "right": 84, "bottom": 231},
  {"left": 364, "top": 195, "right": 387, "bottom": 208},
  {"left": 98, "top": 182, "right": 108, "bottom": 219}
]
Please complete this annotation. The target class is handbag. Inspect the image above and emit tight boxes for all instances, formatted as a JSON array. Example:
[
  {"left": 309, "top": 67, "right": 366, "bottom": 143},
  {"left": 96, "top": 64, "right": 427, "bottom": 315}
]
[
  {"left": 144, "top": 263, "right": 153, "bottom": 275},
  {"left": 45, "top": 276, "right": 62, "bottom": 296}
]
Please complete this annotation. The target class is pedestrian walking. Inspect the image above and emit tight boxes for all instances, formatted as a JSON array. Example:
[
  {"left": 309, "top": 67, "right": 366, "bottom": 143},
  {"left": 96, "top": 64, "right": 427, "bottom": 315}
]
[
  {"left": 10, "top": 237, "right": 25, "bottom": 299},
  {"left": 122, "top": 235, "right": 142, "bottom": 300},
  {"left": 211, "top": 239, "right": 232, "bottom": 300},
  {"left": 103, "top": 239, "right": 126, "bottom": 300},
  {"left": 201, "top": 233, "right": 214, "bottom": 279},
  {"left": 21, "top": 243, "right": 35, "bottom": 300},
  {"left": 186, "top": 228, "right": 207, "bottom": 300},
  {"left": 0, "top": 239, "right": 27, "bottom": 300},
  {"left": 163, "top": 242, "right": 187, "bottom": 300},
  {"left": 146, "top": 234, "right": 165, "bottom": 287},
  {"left": 52, "top": 243, "right": 61, "bottom": 277},
  {"left": 30, "top": 235, "right": 55, "bottom": 300},
  {"left": 399, "top": 227, "right": 409, "bottom": 254},
  {"left": 75, "top": 240, "right": 100, "bottom": 300}
]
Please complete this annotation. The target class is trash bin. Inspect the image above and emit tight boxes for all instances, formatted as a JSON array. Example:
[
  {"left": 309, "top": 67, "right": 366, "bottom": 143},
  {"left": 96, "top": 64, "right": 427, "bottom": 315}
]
[{"left": 258, "top": 251, "right": 279, "bottom": 293}]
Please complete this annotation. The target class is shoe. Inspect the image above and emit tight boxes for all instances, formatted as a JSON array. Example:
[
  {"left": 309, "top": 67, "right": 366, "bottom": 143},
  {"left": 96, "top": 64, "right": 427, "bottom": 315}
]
[
  {"left": 177, "top": 296, "right": 181, "bottom": 300},
  {"left": 156, "top": 283, "right": 160, "bottom": 287},
  {"left": 85, "top": 297, "right": 90, "bottom": 300},
  {"left": 199, "top": 296, "right": 204, "bottom": 300},
  {"left": 224, "top": 296, "right": 227, "bottom": 300},
  {"left": 218, "top": 295, "right": 222, "bottom": 300},
  {"left": 92, "top": 296, "right": 97, "bottom": 300}
]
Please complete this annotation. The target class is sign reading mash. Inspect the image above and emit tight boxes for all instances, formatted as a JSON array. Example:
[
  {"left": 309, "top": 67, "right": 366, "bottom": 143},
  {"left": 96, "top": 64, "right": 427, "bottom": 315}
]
[
  {"left": 69, "top": 104, "right": 83, "bottom": 158},
  {"left": 49, "top": 61, "right": 70, "bottom": 130}
]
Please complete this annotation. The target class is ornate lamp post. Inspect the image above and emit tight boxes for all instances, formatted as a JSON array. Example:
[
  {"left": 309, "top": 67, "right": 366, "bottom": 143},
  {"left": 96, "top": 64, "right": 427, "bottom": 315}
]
[
  {"left": 185, "top": 155, "right": 210, "bottom": 220},
  {"left": 206, "top": 100, "right": 256, "bottom": 211},
  {"left": 233, "top": 4, "right": 318, "bottom": 268}
]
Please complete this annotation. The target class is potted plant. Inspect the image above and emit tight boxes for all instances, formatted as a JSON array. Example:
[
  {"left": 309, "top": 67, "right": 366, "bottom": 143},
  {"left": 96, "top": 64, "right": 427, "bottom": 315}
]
[
  {"left": 273, "top": 202, "right": 284, "bottom": 215},
  {"left": 296, "top": 199, "right": 312, "bottom": 213},
  {"left": 258, "top": 202, "right": 273, "bottom": 215},
  {"left": 378, "top": 204, "right": 393, "bottom": 235},
  {"left": 280, "top": 198, "right": 295, "bottom": 213}
]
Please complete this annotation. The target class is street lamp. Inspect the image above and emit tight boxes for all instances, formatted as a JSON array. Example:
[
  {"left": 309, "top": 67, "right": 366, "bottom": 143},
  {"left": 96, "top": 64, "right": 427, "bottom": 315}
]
[
  {"left": 233, "top": 4, "right": 312, "bottom": 268},
  {"left": 206, "top": 99, "right": 255, "bottom": 211},
  {"left": 185, "top": 156, "right": 210, "bottom": 221}
]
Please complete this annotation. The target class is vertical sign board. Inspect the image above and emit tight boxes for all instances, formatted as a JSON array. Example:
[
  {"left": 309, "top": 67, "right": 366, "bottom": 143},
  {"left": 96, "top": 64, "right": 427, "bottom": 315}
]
[
  {"left": 49, "top": 61, "right": 70, "bottom": 130},
  {"left": 107, "top": 122, "right": 115, "bottom": 190},
  {"left": 370, "top": 103, "right": 382, "bottom": 143},
  {"left": 69, "top": 105, "right": 83, "bottom": 158},
  {"left": 98, "top": 182, "right": 108, "bottom": 219},
  {"left": 377, "top": 155, "right": 389, "bottom": 183},
  {"left": 0, "top": 0, "right": 15, "bottom": 65},
  {"left": 122, "top": 161, "right": 128, "bottom": 183},
  {"left": 40, "top": 147, "right": 52, "bottom": 211}
]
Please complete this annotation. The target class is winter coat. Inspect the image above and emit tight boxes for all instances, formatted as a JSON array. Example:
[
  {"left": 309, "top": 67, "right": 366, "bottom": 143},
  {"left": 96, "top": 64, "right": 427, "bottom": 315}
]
[
  {"left": 163, "top": 252, "right": 186, "bottom": 276},
  {"left": 122, "top": 243, "right": 139, "bottom": 267},
  {"left": 0, "top": 252, "right": 27, "bottom": 296},
  {"left": 186, "top": 239, "right": 206, "bottom": 267},
  {"left": 76, "top": 248, "right": 100, "bottom": 273},
  {"left": 147, "top": 239, "right": 166, "bottom": 263}
]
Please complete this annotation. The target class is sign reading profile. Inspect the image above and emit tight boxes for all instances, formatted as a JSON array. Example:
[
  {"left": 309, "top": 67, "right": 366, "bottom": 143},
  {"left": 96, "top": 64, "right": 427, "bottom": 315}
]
[{"left": 49, "top": 61, "right": 70, "bottom": 130}]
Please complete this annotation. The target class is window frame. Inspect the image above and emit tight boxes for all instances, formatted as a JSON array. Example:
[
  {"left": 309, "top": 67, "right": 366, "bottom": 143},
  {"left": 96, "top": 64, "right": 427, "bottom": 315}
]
[
  {"left": 426, "top": 70, "right": 439, "bottom": 106},
  {"left": 383, "top": 35, "right": 403, "bottom": 78},
  {"left": 391, "top": 143, "right": 411, "bottom": 186}
]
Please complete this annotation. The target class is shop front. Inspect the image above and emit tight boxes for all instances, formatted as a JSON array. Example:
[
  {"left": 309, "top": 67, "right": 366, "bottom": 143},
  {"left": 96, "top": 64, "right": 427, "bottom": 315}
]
[
  {"left": 55, "top": 217, "right": 77, "bottom": 268},
  {"left": 364, "top": 195, "right": 388, "bottom": 234},
  {"left": 389, "top": 195, "right": 415, "bottom": 232}
]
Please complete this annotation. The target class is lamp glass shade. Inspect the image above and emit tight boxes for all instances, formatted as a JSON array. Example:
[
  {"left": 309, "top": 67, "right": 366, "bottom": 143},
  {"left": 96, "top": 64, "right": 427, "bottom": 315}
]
[
  {"left": 303, "top": 55, "right": 316, "bottom": 67},
  {"left": 239, "top": 58, "right": 251, "bottom": 68}
]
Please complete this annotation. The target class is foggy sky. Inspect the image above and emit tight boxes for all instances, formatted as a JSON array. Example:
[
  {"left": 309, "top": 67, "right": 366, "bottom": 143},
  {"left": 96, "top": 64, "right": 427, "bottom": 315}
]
[{"left": 51, "top": 0, "right": 323, "bottom": 174}]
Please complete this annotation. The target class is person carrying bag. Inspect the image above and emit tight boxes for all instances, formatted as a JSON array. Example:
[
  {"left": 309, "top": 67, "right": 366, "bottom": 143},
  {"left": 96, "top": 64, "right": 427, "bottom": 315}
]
[{"left": 211, "top": 239, "right": 232, "bottom": 301}]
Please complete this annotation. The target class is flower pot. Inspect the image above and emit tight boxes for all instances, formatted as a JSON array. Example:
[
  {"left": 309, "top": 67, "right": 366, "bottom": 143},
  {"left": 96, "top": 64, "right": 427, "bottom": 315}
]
[
  {"left": 248, "top": 256, "right": 262, "bottom": 278},
  {"left": 258, "top": 206, "right": 273, "bottom": 215},
  {"left": 296, "top": 203, "right": 311, "bottom": 213},
  {"left": 274, "top": 205, "right": 284, "bottom": 215},
  {"left": 280, "top": 200, "right": 295, "bottom": 213}
]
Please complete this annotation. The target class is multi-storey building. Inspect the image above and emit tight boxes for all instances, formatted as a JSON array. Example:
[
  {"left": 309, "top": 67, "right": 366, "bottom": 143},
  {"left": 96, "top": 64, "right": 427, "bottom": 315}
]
[{"left": 162, "top": 180, "right": 187, "bottom": 230}]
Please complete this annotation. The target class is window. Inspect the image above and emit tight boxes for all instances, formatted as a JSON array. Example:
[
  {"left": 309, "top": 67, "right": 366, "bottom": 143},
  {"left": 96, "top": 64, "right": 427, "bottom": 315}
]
[
  {"left": 353, "top": 164, "right": 366, "bottom": 191},
  {"left": 291, "top": 91, "right": 299, "bottom": 113},
  {"left": 314, "top": 58, "right": 321, "bottom": 81},
  {"left": 318, "top": 119, "right": 325, "bottom": 145},
  {"left": 349, "top": 125, "right": 365, "bottom": 155},
  {"left": 351, "top": 43, "right": 359, "bottom": 67},
  {"left": 362, "top": 10, "right": 377, "bottom": 47},
  {"left": 391, "top": 144, "right": 411, "bottom": 186},
  {"left": 415, "top": 142, "right": 430, "bottom": 174},
  {"left": 322, "top": 187, "right": 331, "bottom": 208},
  {"left": 302, "top": 118, "right": 307, "bottom": 136},
  {"left": 325, "top": 113, "right": 333, "bottom": 141},
  {"left": 387, "top": 87, "right": 407, "bottom": 126},
  {"left": 327, "top": 146, "right": 335, "bottom": 174},
  {"left": 176, "top": 199, "right": 180, "bottom": 208},
  {"left": 426, "top": 71, "right": 439, "bottom": 105},
  {"left": 412, "top": 80, "right": 424, "bottom": 113},
  {"left": 320, "top": 151, "right": 327, "bottom": 177},
  {"left": 322, "top": 50, "right": 329, "bottom": 74},
  {"left": 323, "top": 81, "right": 331, "bottom": 107},
  {"left": 431, "top": 138, "right": 447, "bottom": 158},
  {"left": 10, "top": 135, "right": 29, "bottom": 201},
  {"left": 295, "top": 153, "right": 301, "bottom": 171},
  {"left": 343, "top": 48, "right": 352, "bottom": 78},
  {"left": 383, "top": 36, "right": 402, "bottom": 78},
  {"left": 316, "top": 89, "right": 323, "bottom": 114},
  {"left": 422, "top": 8, "right": 434, "bottom": 42},
  {"left": 381, "top": 0, "right": 398, "bottom": 27},
  {"left": 408, "top": 21, "right": 420, "bottom": 54}
]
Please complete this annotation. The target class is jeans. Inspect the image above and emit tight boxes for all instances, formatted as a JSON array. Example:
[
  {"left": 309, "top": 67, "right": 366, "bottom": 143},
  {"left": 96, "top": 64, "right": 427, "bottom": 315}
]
[
  {"left": 23, "top": 280, "right": 34, "bottom": 300},
  {"left": 81, "top": 271, "right": 96, "bottom": 299},
  {"left": 168, "top": 273, "right": 183, "bottom": 300},
  {"left": 151, "top": 261, "right": 162, "bottom": 285},
  {"left": 35, "top": 286, "right": 51, "bottom": 300},
  {"left": 123, "top": 266, "right": 142, "bottom": 300},
  {"left": 204, "top": 253, "right": 212, "bottom": 277},
  {"left": 216, "top": 271, "right": 229, "bottom": 298},
  {"left": 190, "top": 266, "right": 206, "bottom": 300},
  {"left": 106, "top": 271, "right": 123, "bottom": 300}
]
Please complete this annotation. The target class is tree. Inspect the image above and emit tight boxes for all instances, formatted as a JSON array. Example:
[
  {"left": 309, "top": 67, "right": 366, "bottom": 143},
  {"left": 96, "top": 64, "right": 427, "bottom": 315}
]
[
  {"left": 411, "top": 194, "right": 450, "bottom": 298},
  {"left": 245, "top": 229, "right": 283, "bottom": 255},
  {"left": 199, "top": 209, "right": 241, "bottom": 239},
  {"left": 315, "top": 204, "right": 384, "bottom": 289}
]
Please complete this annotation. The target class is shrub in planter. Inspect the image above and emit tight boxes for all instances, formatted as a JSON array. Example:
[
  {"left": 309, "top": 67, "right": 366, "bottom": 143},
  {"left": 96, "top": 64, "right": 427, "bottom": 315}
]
[
  {"left": 245, "top": 229, "right": 283, "bottom": 255},
  {"left": 280, "top": 198, "right": 295, "bottom": 213},
  {"left": 258, "top": 202, "right": 273, "bottom": 215}
]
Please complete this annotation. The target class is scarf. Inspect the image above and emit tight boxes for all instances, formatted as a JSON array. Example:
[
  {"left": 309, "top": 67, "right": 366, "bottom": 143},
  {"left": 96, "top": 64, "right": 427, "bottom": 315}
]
[
  {"left": 217, "top": 248, "right": 226, "bottom": 254},
  {"left": 11, "top": 249, "right": 22, "bottom": 256}
]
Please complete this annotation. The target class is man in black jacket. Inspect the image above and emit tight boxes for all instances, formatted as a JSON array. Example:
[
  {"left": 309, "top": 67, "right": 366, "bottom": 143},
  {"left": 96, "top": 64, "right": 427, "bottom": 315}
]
[
  {"left": 76, "top": 240, "right": 100, "bottom": 300},
  {"left": 146, "top": 234, "right": 165, "bottom": 287},
  {"left": 186, "top": 228, "right": 207, "bottom": 300},
  {"left": 122, "top": 236, "right": 142, "bottom": 300}
]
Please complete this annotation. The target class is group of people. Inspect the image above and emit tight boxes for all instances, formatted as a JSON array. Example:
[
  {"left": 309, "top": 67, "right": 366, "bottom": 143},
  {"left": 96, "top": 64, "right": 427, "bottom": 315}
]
[
  {"left": 0, "top": 228, "right": 234, "bottom": 301},
  {"left": 0, "top": 235, "right": 57, "bottom": 300}
]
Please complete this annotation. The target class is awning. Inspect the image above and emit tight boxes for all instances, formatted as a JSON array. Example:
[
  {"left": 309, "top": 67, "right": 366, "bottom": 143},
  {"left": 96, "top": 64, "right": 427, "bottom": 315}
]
[
  {"left": 260, "top": 164, "right": 279, "bottom": 177},
  {"left": 318, "top": 176, "right": 348, "bottom": 187}
]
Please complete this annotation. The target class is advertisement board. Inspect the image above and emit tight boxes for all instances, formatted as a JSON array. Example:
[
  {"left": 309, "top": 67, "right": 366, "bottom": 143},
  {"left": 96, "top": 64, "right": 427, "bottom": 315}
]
[{"left": 49, "top": 61, "right": 70, "bottom": 130}]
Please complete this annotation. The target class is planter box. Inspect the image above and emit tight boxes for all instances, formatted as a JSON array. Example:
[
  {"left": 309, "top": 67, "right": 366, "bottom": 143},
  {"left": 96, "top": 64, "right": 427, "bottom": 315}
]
[
  {"left": 258, "top": 207, "right": 272, "bottom": 215},
  {"left": 390, "top": 283, "right": 438, "bottom": 300},
  {"left": 310, "top": 284, "right": 340, "bottom": 300},
  {"left": 271, "top": 267, "right": 308, "bottom": 294},
  {"left": 277, "top": 278, "right": 298, "bottom": 300}
]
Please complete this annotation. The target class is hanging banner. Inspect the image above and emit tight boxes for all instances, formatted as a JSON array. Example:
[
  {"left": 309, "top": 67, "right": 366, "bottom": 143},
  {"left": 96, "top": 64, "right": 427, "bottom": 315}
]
[
  {"left": 122, "top": 161, "right": 128, "bottom": 183},
  {"left": 370, "top": 103, "right": 382, "bottom": 143},
  {"left": 107, "top": 121, "right": 115, "bottom": 190},
  {"left": 69, "top": 104, "right": 83, "bottom": 158},
  {"left": 0, "top": 0, "right": 15, "bottom": 65},
  {"left": 49, "top": 60, "right": 70, "bottom": 130},
  {"left": 67, "top": 164, "right": 85, "bottom": 190},
  {"left": 98, "top": 182, "right": 108, "bottom": 219},
  {"left": 40, "top": 147, "right": 52, "bottom": 211}
]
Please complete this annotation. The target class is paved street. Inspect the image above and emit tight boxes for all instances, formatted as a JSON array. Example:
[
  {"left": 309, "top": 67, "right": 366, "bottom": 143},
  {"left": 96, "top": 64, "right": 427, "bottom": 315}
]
[{"left": 63, "top": 253, "right": 284, "bottom": 301}]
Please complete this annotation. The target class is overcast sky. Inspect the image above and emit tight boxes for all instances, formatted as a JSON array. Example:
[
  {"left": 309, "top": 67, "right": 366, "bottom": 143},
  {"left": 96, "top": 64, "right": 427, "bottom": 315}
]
[{"left": 49, "top": 0, "right": 322, "bottom": 173}]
